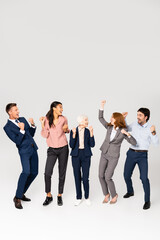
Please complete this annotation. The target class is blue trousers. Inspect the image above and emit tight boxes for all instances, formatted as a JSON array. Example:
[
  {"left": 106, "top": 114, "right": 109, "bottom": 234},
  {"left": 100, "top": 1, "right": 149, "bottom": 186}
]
[
  {"left": 72, "top": 150, "right": 91, "bottom": 200},
  {"left": 16, "top": 148, "right": 38, "bottom": 199},
  {"left": 124, "top": 149, "right": 150, "bottom": 202}
]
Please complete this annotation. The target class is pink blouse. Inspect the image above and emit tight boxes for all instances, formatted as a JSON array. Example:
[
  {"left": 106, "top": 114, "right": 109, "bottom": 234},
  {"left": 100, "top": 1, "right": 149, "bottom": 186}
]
[{"left": 41, "top": 116, "right": 69, "bottom": 148}]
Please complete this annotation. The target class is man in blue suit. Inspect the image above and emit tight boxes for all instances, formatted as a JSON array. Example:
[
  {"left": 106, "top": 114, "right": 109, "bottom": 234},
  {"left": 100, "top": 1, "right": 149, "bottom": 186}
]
[
  {"left": 4, "top": 103, "right": 38, "bottom": 209},
  {"left": 70, "top": 115, "right": 95, "bottom": 206}
]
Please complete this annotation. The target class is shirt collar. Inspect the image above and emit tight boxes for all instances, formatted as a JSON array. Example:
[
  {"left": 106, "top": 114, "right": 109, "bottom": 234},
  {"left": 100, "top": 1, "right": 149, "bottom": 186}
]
[
  {"left": 78, "top": 126, "right": 85, "bottom": 131},
  {"left": 137, "top": 121, "right": 149, "bottom": 128},
  {"left": 9, "top": 118, "right": 17, "bottom": 123},
  {"left": 112, "top": 126, "right": 119, "bottom": 131}
]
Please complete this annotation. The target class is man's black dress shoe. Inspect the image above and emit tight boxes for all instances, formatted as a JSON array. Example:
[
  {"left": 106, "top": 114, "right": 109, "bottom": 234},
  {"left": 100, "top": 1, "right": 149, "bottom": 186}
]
[
  {"left": 13, "top": 197, "right": 23, "bottom": 209},
  {"left": 22, "top": 195, "right": 31, "bottom": 202},
  {"left": 57, "top": 196, "right": 63, "bottom": 206},
  {"left": 123, "top": 192, "right": 134, "bottom": 198},
  {"left": 43, "top": 196, "right": 53, "bottom": 206},
  {"left": 143, "top": 201, "right": 151, "bottom": 210}
]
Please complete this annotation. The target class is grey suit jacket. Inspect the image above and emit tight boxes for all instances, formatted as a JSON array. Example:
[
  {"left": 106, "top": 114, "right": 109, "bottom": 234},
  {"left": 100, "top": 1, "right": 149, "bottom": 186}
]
[{"left": 99, "top": 110, "right": 137, "bottom": 159}]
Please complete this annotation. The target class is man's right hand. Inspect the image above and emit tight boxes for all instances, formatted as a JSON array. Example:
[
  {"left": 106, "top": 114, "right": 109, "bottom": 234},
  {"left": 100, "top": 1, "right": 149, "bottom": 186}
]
[
  {"left": 122, "top": 112, "right": 128, "bottom": 119},
  {"left": 18, "top": 122, "right": 25, "bottom": 130}
]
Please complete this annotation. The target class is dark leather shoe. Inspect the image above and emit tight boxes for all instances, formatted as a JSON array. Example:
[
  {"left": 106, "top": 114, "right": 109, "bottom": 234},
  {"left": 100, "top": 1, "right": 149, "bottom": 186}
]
[
  {"left": 22, "top": 195, "right": 31, "bottom": 202},
  {"left": 43, "top": 196, "right": 53, "bottom": 206},
  {"left": 57, "top": 196, "right": 63, "bottom": 206},
  {"left": 13, "top": 197, "right": 23, "bottom": 209},
  {"left": 123, "top": 192, "right": 134, "bottom": 198},
  {"left": 143, "top": 201, "right": 151, "bottom": 210}
]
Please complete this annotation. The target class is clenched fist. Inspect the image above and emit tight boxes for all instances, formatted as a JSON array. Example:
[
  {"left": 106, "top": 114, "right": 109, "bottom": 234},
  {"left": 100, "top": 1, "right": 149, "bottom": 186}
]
[
  {"left": 89, "top": 126, "right": 94, "bottom": 137},
  {"left": 72, "top": 128, "right": 76, "bottom": 134},
  {"left": 122, "top": 112, "right": 128, "bottom": 119},
  {"left": 150, "top": 125, "right": 156, "bottom": 135},
  {"left": 18, "top": 122, "right": 25, "bottom": 130},
  {"left": 63, "top": 124, "right": 69, "bottom": 133},
  {"left": 39, "top": 116, "right": 45, "bottom": 128},
  {"left": 101, "top": 100, "right": 106, "bottom": 109},
  {"left": 28, "top": 118, "right": 35, "bottom": 126},
  {"left": 121, "top": 129, "right": 130, "bottom": 137}
]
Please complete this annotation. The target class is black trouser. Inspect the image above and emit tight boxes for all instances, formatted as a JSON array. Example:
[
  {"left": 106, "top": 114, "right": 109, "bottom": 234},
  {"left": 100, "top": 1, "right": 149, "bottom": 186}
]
[{"left": 44, "top": 145, "right": 69, "bottom": 194}]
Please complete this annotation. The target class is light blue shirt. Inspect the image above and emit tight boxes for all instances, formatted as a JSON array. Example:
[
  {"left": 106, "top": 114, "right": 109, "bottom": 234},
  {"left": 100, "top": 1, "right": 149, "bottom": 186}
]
[{"left": 127, "top": 121, "right": 159, "bottom": 150}]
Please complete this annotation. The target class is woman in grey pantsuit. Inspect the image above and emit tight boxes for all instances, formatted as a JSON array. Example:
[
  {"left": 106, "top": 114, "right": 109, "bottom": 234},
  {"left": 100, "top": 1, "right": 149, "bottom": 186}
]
[{"left": 98, "top": 100, "right": 136, "bottom": 204}]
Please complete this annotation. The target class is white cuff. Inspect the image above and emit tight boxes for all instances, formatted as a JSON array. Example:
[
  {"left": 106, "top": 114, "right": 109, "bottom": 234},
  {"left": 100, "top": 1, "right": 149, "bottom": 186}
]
[
  {"left": 20, "top": 130, "right": 25, "bottom": 134},
  {"left": 29, "top": 122, "right": 36, "bottom": 128}
]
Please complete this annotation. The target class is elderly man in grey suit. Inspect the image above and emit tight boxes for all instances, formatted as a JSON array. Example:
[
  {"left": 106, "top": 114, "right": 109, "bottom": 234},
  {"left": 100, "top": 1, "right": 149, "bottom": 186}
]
[{"left": 98, "top": 100, "right": 137, "bottom": 204}]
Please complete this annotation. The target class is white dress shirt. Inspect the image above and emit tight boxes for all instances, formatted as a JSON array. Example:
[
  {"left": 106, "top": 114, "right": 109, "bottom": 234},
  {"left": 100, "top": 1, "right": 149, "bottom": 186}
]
[{"left": 110, "top": 127, "right": 119, "bottom": 141}]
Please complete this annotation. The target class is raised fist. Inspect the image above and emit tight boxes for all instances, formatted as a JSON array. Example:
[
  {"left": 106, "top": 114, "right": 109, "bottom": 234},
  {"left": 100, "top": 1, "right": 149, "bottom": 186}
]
[
  {"left": 122, "top": 112, "right": 128, "bottom": 119},
  {"left": 150, "top": 125, "right": 156, "bottom": 133},
  {"left": 28, "top": 118, "right": 35, "bottom": 125},
  {"left": 72, "top": 128, "right": 76, "bottom": 134},
  {"left": 39, "top": 116, "right": 45, "bottom": 123}
]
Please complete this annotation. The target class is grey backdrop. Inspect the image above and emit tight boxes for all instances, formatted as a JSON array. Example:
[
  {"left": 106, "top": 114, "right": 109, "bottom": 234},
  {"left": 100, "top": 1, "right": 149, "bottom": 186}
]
[{"left": 0, "top": 0, "right": 160, "bottom": 240}]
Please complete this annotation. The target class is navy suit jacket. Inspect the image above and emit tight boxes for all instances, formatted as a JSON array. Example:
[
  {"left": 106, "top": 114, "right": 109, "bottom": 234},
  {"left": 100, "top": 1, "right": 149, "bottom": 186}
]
[
  {"left": 4, "top": 117, "right": 38, "bottom": 154},
  {"left": 69, "top": 127, "right": 95, "bottom": 157}
]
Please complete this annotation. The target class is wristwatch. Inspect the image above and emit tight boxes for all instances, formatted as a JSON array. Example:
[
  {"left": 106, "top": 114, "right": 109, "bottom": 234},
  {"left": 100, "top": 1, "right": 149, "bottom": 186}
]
[{"left": 152, "top": 131, "right": 156, "bottom": 135}]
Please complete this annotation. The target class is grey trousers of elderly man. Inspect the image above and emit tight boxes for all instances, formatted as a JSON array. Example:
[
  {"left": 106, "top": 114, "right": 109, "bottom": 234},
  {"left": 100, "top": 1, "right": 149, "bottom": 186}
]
[{"left": 99, "top": 152, "right": 119, "bottom": 198}]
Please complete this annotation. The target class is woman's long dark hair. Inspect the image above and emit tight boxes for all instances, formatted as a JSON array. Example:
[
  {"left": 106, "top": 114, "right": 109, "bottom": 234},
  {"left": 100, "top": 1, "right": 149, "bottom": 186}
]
[{"left": 46, "top": 101, "right": 62, "bottom": 128}]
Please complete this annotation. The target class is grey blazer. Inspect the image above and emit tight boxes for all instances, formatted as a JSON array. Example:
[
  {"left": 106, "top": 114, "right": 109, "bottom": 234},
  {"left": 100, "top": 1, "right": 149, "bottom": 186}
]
[{"left": 99, "top": 110, "right": 137, "bottom": 159}]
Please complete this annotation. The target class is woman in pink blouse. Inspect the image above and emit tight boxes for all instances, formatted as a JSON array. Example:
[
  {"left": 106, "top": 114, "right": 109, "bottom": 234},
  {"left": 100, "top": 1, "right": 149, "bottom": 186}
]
[{"left": 40, "top": 101, "right": 69, "bottom": 206}]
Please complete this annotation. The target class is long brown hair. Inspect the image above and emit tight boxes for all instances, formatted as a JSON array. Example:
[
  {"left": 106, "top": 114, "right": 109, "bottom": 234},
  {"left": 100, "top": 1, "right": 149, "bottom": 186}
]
[
  {"left": 108, "top": 112, "right": 126, "bottom": 129},
  {"left": 46, "top": 101, "right": 62, "bottom": 128}
]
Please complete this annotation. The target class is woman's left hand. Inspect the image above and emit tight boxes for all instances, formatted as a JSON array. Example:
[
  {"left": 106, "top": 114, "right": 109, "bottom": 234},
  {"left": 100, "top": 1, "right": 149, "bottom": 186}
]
[
  {"left": 63, "top": 124, "right": 69, "bottom": 133},
  {"left": 121, "top": 129, "right": 130, "bottom": 137}
]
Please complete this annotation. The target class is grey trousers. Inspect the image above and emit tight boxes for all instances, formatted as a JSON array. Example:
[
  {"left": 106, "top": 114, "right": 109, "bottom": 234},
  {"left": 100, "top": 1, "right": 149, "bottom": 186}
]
[
  {"left": 99, "top": 152, "right": 118, "bottom": 198},
  {"left": 44, "top": 145, "right": 69, "bottom": 194}
]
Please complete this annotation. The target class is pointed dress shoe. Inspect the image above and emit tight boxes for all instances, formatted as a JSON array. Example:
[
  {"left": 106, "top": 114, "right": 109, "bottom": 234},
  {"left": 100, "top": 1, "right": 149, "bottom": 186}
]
[
  {"left": 143, "top": 201, "right": 151, "bottom": 210},
  {"left": 43, "top": 196, "right": 53, "bottom": 206},
  {"left": 13, "top": 197, "right": 23, "bottom": 209},
  {"left": 57, "top": 196, "right": 63, "bottom": 206},
  {"left": 21, "top": 195, "right": 31, "bottom": 202},
  {"left": 123, "top": 192, "right": 134, "bottom": 198}
]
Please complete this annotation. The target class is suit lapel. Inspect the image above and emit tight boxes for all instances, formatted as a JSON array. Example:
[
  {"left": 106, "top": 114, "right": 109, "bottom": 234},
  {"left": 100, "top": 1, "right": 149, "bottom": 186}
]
[
  {"left": 76, "top": 127, "right": 79, "bottom": 146},
  {"left": 8, "top": 119, "right": 20, "bottom": 130}
]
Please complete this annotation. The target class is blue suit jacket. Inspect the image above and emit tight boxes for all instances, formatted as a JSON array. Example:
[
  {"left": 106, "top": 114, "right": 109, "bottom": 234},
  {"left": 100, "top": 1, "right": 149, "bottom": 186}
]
[
  {"left": 4, "top": 117, "right": 38, "bottom": 154},
  {"left": 69, "top": 127, "right": 95, "bottom": 157}
]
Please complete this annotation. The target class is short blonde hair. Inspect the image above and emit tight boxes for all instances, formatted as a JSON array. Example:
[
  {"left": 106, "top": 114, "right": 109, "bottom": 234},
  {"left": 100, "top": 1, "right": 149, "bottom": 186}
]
[{"left": 77, "top": 115, "right": 88, "bottom": 125}]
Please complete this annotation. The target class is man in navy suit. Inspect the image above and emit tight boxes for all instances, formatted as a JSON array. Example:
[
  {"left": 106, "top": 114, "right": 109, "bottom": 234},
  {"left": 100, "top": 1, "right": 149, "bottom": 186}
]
[
  {"left": 4, "top": 103, "right": 38, "bottom": 209},
  {"left": 70, "top": 115, "right": 95, "bottom": 206}
]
